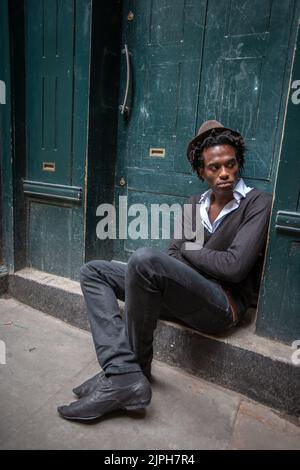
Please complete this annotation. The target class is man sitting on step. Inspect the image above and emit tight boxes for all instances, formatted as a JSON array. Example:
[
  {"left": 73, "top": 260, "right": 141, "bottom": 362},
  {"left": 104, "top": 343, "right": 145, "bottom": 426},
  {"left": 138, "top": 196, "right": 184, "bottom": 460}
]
[{"left": 58, "top": 120, "right": 272, "bottom": 422}]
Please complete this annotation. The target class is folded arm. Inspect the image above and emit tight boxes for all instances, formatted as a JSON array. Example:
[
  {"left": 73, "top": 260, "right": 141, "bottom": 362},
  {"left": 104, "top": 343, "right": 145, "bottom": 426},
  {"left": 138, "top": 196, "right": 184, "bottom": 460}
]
[{"left": 180, "top": 194, "right": 272, "bottom": 283}]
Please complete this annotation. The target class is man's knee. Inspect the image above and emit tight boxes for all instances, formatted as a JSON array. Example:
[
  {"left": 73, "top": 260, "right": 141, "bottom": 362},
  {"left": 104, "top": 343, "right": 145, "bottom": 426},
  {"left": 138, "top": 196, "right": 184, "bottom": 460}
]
[
  {"left": 79, "top": 260, "right": 108, "bottom": 282},
  {"left": 128, "top": 247, "right": 163, "bottom": 273}
]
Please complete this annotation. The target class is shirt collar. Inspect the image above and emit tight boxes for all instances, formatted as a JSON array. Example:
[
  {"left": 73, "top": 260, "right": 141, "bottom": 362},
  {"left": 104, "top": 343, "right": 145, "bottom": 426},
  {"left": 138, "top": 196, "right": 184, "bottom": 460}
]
[
  {"left": 233, "top": 178, "right": 252, "bottom": 198},
  {"left": 199, "top": 178, "right": 251, "bottom": 204}
]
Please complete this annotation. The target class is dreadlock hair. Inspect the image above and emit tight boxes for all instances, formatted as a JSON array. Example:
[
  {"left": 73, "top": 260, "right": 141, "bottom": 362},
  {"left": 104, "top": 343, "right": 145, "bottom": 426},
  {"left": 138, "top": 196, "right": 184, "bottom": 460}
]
[{"left": 189, "top": 129, "right": 246, "bottom": 181}]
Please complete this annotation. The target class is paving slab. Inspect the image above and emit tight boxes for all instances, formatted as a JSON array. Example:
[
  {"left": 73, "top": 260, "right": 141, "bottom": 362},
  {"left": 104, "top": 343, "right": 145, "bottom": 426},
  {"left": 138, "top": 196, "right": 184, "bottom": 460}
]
[
  {"left": 228, "top": 400, "right": 300, "bottom": 450},
  {"left": 0, "top": 298, "right": 96, "bottom": 444}
]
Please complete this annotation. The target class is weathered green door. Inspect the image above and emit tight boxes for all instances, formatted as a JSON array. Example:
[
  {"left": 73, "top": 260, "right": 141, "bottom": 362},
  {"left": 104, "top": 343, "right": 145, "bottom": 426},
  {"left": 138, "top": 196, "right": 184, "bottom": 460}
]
[
  {"left": 114, "top": 0, "right": 295, "bottom": 261},
  {"left": 23, "top": 0, "right": 91, "bottom": 279},
  {"left": 256, "top": 24, "right": 300, "bottom": 344}
]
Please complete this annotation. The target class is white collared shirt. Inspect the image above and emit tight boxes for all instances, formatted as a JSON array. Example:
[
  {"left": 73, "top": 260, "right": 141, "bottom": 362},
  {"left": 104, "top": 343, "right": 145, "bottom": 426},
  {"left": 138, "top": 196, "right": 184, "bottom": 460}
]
[{"left": 199, "top": 178, "right": 253, "bottom": 233}]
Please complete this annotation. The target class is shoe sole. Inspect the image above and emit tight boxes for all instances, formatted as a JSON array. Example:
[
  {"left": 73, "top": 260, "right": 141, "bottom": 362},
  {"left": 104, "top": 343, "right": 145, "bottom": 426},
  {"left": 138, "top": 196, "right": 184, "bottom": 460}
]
[{"left": 58, "top": 399, "right": 151, "bottom": 422}]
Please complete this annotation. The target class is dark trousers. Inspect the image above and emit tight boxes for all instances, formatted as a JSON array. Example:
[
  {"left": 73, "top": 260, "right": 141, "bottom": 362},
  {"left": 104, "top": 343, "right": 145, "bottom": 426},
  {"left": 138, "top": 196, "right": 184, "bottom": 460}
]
[{"left": 80, "top": 247, "right": 235, "bottom": 376}]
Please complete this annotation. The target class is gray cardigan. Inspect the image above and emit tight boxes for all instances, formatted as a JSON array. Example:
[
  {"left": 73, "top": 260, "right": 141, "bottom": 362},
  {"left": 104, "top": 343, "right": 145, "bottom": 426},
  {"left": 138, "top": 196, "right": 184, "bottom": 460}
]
[{"left": 167, "top": 189, "right": 273, "bottom": 318}]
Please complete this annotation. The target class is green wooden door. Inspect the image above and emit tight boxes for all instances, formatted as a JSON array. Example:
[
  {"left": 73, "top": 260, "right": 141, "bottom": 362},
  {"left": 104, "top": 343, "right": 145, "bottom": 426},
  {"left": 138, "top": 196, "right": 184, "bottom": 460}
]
[
  {"left": 24, "top": 0, "right": 91, "bottom": 279},
  {"left": 114, "top": 0, "right": 295, "bottom": 261},
  {"left": 256, "top": 24, "right": 300, "bottom": 344}
]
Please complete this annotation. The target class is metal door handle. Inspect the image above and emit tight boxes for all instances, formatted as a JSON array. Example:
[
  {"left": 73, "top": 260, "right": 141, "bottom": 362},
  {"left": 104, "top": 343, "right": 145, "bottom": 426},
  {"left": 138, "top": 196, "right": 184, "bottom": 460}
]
[{"left": 119, "top": 44, "right": 131, "bottom": 118}]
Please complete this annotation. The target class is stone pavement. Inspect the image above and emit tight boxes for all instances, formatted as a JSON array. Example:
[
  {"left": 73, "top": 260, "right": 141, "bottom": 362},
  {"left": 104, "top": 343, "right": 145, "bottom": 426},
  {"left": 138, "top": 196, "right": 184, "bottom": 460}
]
[{"left": 0, "top": 296, "right": 299, "bottom": 450}]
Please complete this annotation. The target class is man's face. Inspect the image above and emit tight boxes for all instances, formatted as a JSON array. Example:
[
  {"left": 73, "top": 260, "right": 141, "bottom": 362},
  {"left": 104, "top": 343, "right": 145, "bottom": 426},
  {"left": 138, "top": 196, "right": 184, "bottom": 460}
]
[{"left": 198, "top": 144, "right": 240, "bottom": 194}]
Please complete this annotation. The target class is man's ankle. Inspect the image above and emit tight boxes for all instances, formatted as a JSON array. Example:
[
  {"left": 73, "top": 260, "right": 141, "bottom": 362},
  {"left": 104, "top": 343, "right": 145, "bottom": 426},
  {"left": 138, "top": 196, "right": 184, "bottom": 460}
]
[{"left": 108, "top": 371, "right": 144, "bottom": 387}]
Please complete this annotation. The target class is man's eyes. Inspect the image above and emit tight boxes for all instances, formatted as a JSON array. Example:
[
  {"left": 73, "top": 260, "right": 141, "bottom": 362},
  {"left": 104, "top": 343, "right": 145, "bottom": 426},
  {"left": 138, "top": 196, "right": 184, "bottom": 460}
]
[{"left": 208, "top": 162, "right": 235, "bottom": 171}]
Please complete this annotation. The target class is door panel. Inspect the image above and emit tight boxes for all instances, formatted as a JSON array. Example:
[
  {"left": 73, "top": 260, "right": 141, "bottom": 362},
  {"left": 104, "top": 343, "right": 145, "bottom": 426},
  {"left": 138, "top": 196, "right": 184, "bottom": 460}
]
[
  {"left": 196, "top": 0, "right": 294, "bottom": 182},
  {"left": 114, "top": 0, "right": 295, "bottom": 261},
  {"left": 26, "top": 0, "right": 75, "bottom": 184}
]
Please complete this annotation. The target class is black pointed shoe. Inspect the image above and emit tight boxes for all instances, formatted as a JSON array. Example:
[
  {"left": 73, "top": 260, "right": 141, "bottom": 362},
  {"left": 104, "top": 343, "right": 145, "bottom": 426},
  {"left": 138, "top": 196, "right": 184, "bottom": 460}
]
[
  {"left": 58, "top": 375, "right": 152, "bottom": 422},
  {"left": 72, "top": 371, "right": 108, "bottom": 398}
]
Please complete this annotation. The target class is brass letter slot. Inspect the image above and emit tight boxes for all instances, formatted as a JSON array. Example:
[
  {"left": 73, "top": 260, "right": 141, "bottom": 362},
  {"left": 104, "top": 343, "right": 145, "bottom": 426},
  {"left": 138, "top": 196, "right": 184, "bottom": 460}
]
[
  {"left": 149, "top": 148, "right": 166, "bottom": 158},
  {"left": 43, "top": 162, "right": 56, "bottom": 172}
]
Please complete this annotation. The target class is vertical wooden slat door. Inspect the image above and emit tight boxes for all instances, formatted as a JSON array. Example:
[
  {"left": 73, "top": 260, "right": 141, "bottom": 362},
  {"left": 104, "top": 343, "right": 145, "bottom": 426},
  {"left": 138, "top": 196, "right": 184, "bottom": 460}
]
[
  {"left": 113, "top": 0, "right": 295, "bottom": 262},
  {"left": 26, "top": 0, "right": 74, "bottom": 183},
  {"left": 24, "top": 0, "right": 91, "bottom": 279}
]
